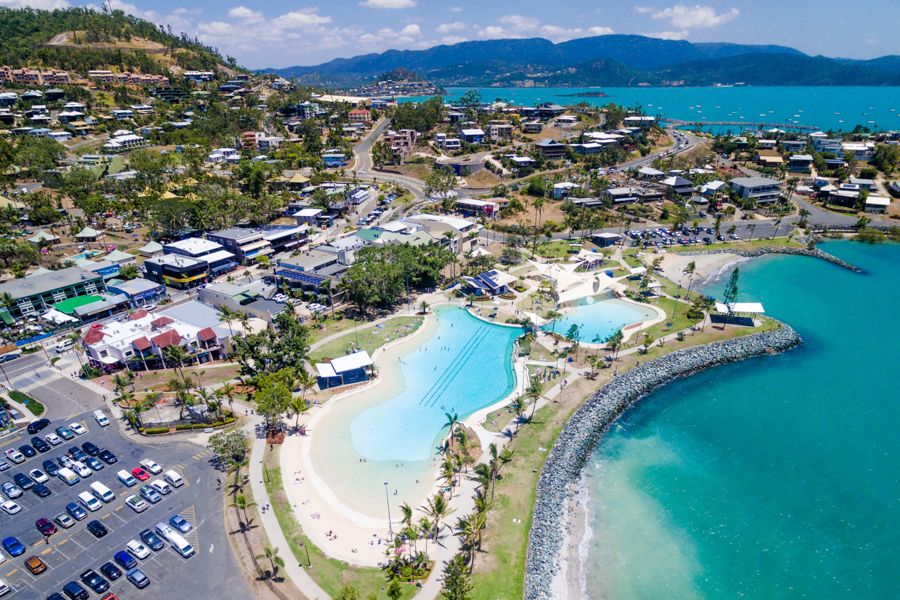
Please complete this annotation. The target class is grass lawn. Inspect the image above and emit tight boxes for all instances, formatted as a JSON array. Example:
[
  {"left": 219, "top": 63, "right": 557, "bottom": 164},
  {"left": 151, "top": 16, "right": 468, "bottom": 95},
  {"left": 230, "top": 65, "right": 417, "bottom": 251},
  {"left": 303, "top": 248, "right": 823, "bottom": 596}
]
[
  {"left": 621, "top": 250, "right": 644, "bottom": 268},
  {"left": 308, "top": 315, "right": 364, "bottom": 344},
  {"left": 534, "top": 240, "right": 580, "bottom": 261},
  {"left": 263, "top": 448, "right": 416, "bottom": 599},
  {"left": 309, "top": 316, "right": 423, "bottom": 362}
]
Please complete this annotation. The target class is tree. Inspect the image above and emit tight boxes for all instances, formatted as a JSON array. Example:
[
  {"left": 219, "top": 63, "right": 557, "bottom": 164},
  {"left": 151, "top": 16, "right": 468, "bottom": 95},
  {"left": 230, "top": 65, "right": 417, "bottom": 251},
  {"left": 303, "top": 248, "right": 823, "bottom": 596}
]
[
  {"left": 722, "top": 267, "right": 740, "bottom": 315},
  {"left": 441, "top": 553, "right": 473, "bottom": 599},
  {"left": 255, "top": 546, "right": 285, "bottom": 580},
  {"left": 607, "top": 329, "right": 623, "bottom": 360},
  {"left": 289, "top": 396, "right": 307, "bottom": 430},
  {"left": 118, "top": 264, "right": 140, "bottom": 280},
  {"left": 337, "top": 585, "right": 360, "bottom": 600},
  {"left": 386, "top": 578, "right": 403, "bottom": 600},
  {"left": 208, "top": 430, "right": 250, "bottom": 473},
  {"left": 425, "top": 168, "right": 457, "bottom": 212},
  {"left": 254, "top": 369, "right": 293, "bottom": 433}
]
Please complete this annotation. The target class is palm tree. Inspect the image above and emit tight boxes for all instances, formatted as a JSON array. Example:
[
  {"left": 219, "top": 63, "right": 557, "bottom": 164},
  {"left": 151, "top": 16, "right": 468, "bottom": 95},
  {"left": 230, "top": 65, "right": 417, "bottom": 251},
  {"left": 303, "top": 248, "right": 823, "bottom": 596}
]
[
  {"left": 255, "top": 546, "right": 285, "bottom": 580},
  {"left": 509, "top": 396, "right": 525, "bottom": 433},
  {"left": 443, "top": 411, "right": 459, "bottom": 450},
  {"left": 217, "top": 306, "right": 236, "bottom": 338},
  {"left": 418, "top": 516, "right": 433, "bottom": 555},
  {"left": 229, "top": 493, "right": 257, "bottom": 532},
  {"left": 423, "top": 492, "right": 453, "bottom": 540},
  {"left": 607, "top": 329, "right": 624, "bottom": 361},
  {"left": 527, "top": 375, "right": 542, "bottom": 422},
  {"left": 288, "top": 396, "right": 307, "bottom": 431},
  {"left": 295, "top": 369, "right": 317, "bottom": 402},
  {"left": 471, "top": 463, "right": 492, "bottom": 495},
  {"left": 162, "top": 345, "right": 189, "bottom": 380},
  {"left": 399, "top": 502, "right": 413, "bottom": 530},
  {"left": 682, "top": 260, "right": 697, "bottom": 302}
]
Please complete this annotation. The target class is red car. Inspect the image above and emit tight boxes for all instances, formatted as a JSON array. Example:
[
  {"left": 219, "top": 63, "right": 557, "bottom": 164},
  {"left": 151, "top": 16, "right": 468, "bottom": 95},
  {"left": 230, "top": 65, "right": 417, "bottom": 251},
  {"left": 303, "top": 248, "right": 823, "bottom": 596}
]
[
  {"left": 35, "top": 517, "right": 58, "bottom": 536},
  {"left": 131, "top": 467, "right": 150, "bottom": 481}
]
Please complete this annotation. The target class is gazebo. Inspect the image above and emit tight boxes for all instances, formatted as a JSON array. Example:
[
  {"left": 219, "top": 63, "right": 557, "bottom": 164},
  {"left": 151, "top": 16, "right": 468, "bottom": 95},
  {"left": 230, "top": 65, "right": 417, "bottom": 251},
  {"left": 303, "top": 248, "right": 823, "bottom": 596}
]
[{"left": 712, "top": 301, "right": 765, "bottom": 326}]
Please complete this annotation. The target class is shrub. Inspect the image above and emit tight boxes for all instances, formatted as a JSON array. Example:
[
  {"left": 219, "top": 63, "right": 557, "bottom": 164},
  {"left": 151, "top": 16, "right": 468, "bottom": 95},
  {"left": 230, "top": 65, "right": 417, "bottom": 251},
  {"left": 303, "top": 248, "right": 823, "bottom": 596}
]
[
  {"left": 140, "top": 427, "right": 170, "bottom": 435},
  {"left": 9, "top": 390, "right": 44, "bottom": 416}
]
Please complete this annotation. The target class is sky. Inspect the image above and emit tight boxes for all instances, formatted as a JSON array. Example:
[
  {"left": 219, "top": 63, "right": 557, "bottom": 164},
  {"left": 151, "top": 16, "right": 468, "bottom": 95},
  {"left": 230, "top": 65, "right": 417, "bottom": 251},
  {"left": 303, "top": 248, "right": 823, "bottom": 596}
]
[{"left": 3, "top": 0, "right": 899, "bottom": 68}]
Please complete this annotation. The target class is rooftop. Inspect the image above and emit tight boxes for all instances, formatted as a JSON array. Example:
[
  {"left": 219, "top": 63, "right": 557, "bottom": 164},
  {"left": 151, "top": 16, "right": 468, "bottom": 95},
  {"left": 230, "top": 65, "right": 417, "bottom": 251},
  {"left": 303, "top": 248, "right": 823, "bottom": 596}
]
[{"left": 0, "top": 267, "right": 103, "bottom": 300}]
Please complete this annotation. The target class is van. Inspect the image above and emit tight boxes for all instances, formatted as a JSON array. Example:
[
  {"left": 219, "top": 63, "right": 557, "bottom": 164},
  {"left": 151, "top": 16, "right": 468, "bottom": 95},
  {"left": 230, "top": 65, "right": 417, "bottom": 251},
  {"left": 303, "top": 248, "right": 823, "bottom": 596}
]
[
  {"left": 163, "top": 469, "right": 184, "bottom": 488},
  {"left": 57, "top": 467, "right": 80, "bottom": 486},
  {"left": 55, "top": 338, "right": 74, "bottom": 353},
  {"left": 89, "top": 481, "right": 115, "bottom": 503},
  {"left": 167, "top": 531, "right": 195, "bottom": 558},
  {"left": 93, "top": 410, "right": 110, "bottom": 427},
  {"left": 117, "top": 469, "right": 137, "bottom": 487},
  {"left": 77, "top": 490, "right": 102, "bottom": 512}
]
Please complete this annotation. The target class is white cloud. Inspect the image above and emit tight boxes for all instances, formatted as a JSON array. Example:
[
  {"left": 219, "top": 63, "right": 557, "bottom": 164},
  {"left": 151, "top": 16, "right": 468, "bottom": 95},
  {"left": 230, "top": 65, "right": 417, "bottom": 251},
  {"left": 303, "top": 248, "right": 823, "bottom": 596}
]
[
  {"left": 436, "top": 21, "right": 466, "bottom": 34},
  {"left": 272, "top": 9, "right": 332, "bottom": 30},
  {"left": 227, "top": 6, "right": 264, "bottom": 24},
  {"left": 478, "top": 15, "right": 613, "bottom": 42},
  {"left": 449, "top": 6, "right": 462, "bottom": 12},
  {"left": 359, "top": 0, "right": 416, "bottom": 9},
  {"left": 399, "top": 23, "right": 421, "bottom": 37},
  {"left": 644, "top": 30, "right": 690, "bottom": 40},
  {"left": 439, "top": 35, "right": 467, "bottom": 45},
  {"left": 0, "top": 0, "right": 70, "bottom": 7},
  {"left": 637, "top": 4, "right": 739, "bottom": 29}
]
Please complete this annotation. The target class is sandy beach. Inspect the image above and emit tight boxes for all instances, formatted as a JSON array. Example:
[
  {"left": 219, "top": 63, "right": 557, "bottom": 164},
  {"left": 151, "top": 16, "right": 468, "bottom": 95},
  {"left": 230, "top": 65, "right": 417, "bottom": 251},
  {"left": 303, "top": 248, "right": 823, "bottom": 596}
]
[
  {"left": 656, "top": 251, "right": 745, "bottom": 288},
  {"left": 551, "top": 478, "right": 591, "bottom": 600}
]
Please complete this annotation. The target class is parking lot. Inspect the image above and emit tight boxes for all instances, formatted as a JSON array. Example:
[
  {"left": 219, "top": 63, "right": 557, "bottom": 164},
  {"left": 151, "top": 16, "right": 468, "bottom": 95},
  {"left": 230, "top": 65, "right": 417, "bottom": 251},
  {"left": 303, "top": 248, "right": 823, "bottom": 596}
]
[{"left": 0, "top": 410, "right": 250, "bottom": 599}]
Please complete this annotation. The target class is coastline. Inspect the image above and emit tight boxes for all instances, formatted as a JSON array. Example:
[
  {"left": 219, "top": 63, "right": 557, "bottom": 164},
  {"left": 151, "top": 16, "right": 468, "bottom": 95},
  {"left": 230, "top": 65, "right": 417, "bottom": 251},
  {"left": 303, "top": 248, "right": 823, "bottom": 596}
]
[{"left": 525, "top": 321, "right": 802, "bottom": 600}]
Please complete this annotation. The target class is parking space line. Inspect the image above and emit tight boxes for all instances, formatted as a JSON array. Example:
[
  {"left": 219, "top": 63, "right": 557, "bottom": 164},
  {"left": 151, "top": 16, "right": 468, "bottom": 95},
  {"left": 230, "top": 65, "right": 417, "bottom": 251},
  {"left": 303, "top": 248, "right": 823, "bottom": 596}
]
[
  {"left": 40, "top": 547, "right": 53, "bottom": 555},
  {"left": 5, "top": 569, "right": 16, "bottom": 577}
]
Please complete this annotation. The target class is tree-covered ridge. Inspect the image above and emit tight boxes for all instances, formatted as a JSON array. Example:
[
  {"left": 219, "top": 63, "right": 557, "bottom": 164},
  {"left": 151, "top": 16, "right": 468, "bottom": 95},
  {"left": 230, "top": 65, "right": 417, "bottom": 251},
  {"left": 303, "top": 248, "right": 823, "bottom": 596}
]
[{"left": 0, "top": 7, "right": 237, "bottom": 73}]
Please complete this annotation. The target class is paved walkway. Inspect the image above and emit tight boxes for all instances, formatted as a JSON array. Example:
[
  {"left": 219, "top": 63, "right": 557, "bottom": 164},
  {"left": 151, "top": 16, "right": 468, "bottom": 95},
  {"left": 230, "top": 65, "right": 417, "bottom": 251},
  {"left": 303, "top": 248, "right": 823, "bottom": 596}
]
[{"left": 248, "top": 428, "right": 329, "bottom": 600}]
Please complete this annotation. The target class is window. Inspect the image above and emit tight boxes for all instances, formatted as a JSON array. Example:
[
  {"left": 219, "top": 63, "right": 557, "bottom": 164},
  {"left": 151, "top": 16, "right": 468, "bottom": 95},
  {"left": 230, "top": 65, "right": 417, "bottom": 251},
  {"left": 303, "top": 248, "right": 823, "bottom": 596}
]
[
  {"left": 100, "top": 350, "right": 108, "bottom": 357},
  {"left": 124, "top": 351, "right": 132, "bottom": 357}
]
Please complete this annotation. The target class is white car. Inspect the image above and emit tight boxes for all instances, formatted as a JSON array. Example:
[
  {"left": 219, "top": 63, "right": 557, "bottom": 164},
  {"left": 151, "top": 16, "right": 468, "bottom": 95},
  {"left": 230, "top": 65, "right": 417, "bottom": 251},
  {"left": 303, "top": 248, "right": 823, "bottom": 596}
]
[
  {"left": 28, "top": 469, "right": 48, "bottom": 483},
  {"left": 149, "top": 479, "right": 171, "bottom": 495},
  {"left": 125, "top": 495, "right": 149, "bottom": 513},
  {"left": 140, "top": 459, "right": 162, "bottom": 475},
  {"left": 0, "top": 500, "right": 21, "bottom": 515},
  {"left": 3, "top": 449, "right": 24, "bottom": 464},
  {"left": 44, "top": 433, "right": 62, "bottom": 446},
  {"left": 71, "top": 461, "right": 93, "bottom": 478},
  {"left": 69, "top": 423, "right": 87, "bottom": 436},
  {"left": 126, "top": 539, "right": 151, "bottom": 559}
]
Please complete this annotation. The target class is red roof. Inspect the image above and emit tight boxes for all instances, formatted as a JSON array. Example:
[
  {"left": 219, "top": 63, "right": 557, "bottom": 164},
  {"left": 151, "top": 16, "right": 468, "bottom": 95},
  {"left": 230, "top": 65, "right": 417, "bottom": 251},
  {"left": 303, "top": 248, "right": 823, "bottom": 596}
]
[
  {"left": 197, "top": 327, "right": 217, "bottom": 342},
  {"left": 83, "top": 329, "right": 104, "bottom": 344},
  {"left": 130, "top": 309, "right": 149, "bottom": 320},
  {"left": 132, "top": 336, "right": 151, "bottom": 351},
  {"left": 150, "top": 316, "right": 173, "bottom": 328},
  {"left": 151, "top": 329, "right": 181, "bottom": 349}
]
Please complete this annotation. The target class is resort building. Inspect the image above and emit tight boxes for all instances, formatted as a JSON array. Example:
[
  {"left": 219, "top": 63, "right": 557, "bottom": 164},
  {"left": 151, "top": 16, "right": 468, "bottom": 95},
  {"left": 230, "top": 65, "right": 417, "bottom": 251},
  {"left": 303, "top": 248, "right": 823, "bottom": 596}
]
[
  {"left": 348, "top": 109, "right": 371, "bottom": 125},
  {"left": 729, "top": 176, "right": 783, "bottom": 204},
  {"left": 0, "top": 266, "right": 107, "bottom": 321},
  {"left": 143, "top": 254, "right": 209, "bottom": 289},
  {"left": 462, "top": 269, "right": 516, "bottom": 297},
  {"left": 315, "top": 350, "right": 373, "bottom": 390},
  {"left": 81, "top": 308, "right": 227, "bottom": 372}
]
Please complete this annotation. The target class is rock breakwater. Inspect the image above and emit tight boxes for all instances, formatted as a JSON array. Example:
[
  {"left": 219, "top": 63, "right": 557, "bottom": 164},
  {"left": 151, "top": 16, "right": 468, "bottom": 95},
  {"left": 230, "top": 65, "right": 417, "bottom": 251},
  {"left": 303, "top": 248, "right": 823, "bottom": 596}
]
[
  {"left": 680, "top": 246, "right": 862, "bottom": 273},
  {"left": 524, "top": 323, "right": 802, "bottom": 599}
]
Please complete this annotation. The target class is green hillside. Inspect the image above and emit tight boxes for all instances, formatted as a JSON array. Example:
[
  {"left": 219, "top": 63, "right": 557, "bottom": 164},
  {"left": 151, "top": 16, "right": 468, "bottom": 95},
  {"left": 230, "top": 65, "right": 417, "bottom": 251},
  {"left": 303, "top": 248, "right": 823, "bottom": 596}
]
[{"left": 0, "top": 7, "right": 239, "bottom": 75}]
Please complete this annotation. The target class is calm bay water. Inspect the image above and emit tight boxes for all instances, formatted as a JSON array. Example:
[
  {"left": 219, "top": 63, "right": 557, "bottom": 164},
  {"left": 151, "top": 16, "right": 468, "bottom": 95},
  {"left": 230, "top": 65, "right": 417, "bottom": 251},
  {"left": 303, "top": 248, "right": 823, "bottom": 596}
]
[
  {"left": 405, "top": 86, "right": 900, "bottom": 132},
  {"left": 582, "top": 241, "right": 899, "bottom": 599}
]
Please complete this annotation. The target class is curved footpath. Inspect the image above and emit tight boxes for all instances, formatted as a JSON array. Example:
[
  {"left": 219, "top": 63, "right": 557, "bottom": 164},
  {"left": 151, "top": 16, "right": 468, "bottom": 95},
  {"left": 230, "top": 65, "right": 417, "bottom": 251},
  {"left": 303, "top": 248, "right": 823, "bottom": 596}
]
[
  {"left": 524, "top": 322, "right": 802, "bottom": 600},
  {"left": 679, "top": 246, "right": 863, "bottom": 273}
]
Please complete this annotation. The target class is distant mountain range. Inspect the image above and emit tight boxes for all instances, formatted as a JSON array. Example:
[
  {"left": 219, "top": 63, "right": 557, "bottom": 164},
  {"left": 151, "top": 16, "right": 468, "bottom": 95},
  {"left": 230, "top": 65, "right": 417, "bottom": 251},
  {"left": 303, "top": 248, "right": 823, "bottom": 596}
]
[{"left": 261, "top": 34, "right": 900, "bottom": 88}]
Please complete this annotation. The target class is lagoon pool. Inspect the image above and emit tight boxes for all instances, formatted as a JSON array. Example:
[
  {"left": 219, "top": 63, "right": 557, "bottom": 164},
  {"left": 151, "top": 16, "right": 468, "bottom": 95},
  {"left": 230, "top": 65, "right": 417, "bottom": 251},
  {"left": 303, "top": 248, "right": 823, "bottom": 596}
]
[
  {"left": 543, "top": 296, "right": 658, "bottom": 343},
  {"left": 350, "top": 306, "right": 522, "bottom": 462},
  {"left": 309, "top": 306, "right": 523, "bottom": 516}
]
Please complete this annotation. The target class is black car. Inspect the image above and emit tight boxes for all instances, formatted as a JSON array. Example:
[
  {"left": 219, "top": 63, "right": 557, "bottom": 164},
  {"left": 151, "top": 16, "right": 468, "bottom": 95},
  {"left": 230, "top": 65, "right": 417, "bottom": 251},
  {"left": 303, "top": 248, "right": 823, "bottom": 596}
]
[
  {"left": 41, "top": 459, "right": 60, "bottom": 477},
  {"left": 68, "top": 448, "right": 87, "bottom": 462},
  {"left": 47, "top": 594, "right": 66, "bottom": 600},
  {"left": 99, "top": 561, "right": 122, "bottom": 581},
  {"left": 26, "top": 418, "right": 50, "bottom": 435},
  {"left": 32, "top": 483, "right": 51, "bottom": 497},
  {"left": 30, "top": 436, "right": 51, "bottom": 453},
  {"left": 86, "top": 520, "right": 108, "bottom": 538},
  {"left": 18, "top": 444, "right": 37, "bottom": 458},
  {"left": 97, "top": 449, "right": 117, "bottom": 464},
  {"left": 13, "top": 472, "right": 35, "bottom": 489},
  {"left": 81, "top": 442, "right": 100, "bottom": 457},
  {"left": 85, "top": 457, "right": 104, "bottom": 471},
  {"left": 139, "top": 528, "right": 164, "bottom": 551},
  {"left": 79, "top": 568, "right": 109, "bottom": 594},
  {"left": 62, "top": 581, "right": 89, "bottom": 600}
]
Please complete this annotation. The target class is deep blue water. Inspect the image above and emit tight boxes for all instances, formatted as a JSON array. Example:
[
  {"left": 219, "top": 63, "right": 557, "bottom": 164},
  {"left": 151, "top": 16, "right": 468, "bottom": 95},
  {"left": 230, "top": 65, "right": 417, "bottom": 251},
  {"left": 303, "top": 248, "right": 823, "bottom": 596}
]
[
  {"left": 404, "top": 86, "right": 900, "bottom": 132},
  {"left": 583, "top": 241, "right": 899, "bottom": 599}
]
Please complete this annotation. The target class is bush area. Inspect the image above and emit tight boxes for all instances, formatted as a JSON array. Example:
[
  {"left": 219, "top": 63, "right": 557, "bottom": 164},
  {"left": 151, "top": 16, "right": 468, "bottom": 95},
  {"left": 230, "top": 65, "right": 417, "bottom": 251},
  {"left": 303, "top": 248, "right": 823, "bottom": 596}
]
[
  {"left": 9, "top": 390, "right": 44, "bottom": 416},
  {"left": 139, "top": 416, "right": 236, "bottom": 435}
]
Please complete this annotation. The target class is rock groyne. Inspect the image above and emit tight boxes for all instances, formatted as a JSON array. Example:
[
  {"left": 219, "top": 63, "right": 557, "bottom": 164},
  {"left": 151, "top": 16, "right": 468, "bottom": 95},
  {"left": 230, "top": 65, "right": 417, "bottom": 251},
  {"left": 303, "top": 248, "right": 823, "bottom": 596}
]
[
  {"left": 524, "top": 323, "right": 802, "bottom": 599},
  {"left": 679, "top": 246, "right": 862, "bottom": 273}
]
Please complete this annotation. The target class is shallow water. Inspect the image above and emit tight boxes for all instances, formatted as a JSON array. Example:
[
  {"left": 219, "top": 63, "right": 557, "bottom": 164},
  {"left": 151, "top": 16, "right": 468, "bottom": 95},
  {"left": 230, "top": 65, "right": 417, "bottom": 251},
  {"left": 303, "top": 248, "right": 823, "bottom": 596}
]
[
  {"left": 543, "top": 297, "right": 657, "bottom": 344},
  {"left": 582, "top": 241, "right": 900, "bottom": 599}
]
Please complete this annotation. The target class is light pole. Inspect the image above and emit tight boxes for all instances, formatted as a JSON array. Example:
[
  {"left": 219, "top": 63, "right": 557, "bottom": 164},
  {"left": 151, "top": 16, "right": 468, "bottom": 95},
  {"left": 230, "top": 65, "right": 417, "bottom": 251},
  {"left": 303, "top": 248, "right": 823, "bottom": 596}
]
[{"left": 384, "top": 481, "right": 393, "bottom": 538}]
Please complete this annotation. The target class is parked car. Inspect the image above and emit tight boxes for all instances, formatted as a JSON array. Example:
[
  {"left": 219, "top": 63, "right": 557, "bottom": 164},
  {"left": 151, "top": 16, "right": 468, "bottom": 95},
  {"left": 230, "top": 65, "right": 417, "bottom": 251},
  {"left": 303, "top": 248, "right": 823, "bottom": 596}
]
[
  {"left": 81, "top": 442, "right": 100, "bottom": 457},
  {"left": 28, "top": 468, "right": 48, "bottom": 483},
  {"left": 0, "top": 459, "right": 9, "bottom": 472},
  {"left": 55, "top": 426, "right": 75, "bottom": 440},
  {"left": 71, "top": 461, "right": 92, "bottom": 478},
  {"left": 150, "top": 479, "right": 171, "bottom": 495},
  {"left": 1, "top": 537, "right": 24, "bottom": 557},
  {"left": 68, "top": 447, "right": 87, "bottom": 462},
  {"left": 27, "top": 418, "right": 50, "bottom": 435},
  {"left": 125, "top": 495, "right": 149, "bottom": 513},
  {"left": 54, "top": 513, "right": 76, "bottom": 529},
  {"left": 35, "top": 517, "right": 57, "bottom": 536},
  {"left": 126, "top": 567, "right": 150, "bottom": 589},
  {"left": 42, "top": 459, "right": 60, "bottom": 477},
  {"left": 113, "top": 550, "right": 136, "bottom": 570},
  {"left": 44, "top": 433, "right": 62, "bottom": 446},
  {"left": 4, "top": 449, "right": 24, "bottom": 464},
  {"left": 30, "top": 437, "right": 50, "bottom": 453},
  {"left": 62, "top": 581, "right": 89, "bottom": 600},
  {"left": 17, "top": 445, "right": 36, "bottom": 459},
  {"left": 139, "top": 459, "right": 162, "bottom": 475},
  {"left": 87, "top": 520, "right": 108, "bottom": 539},
  {"left": 79, "top": 569, "right": 109, "bottom": 594},
  {"left": 131, "top": 467, "right": 150, "bottom": 481},
  {"left": 1, "top": 482, "right": 22, "bottom": 499},
  {"left": 69, "top": 423, "right": 87, "bottom": 436},
  {"left": 99, "top": 561, "right": 122, "bottom": 581},
  {"left": 98, "top": 449, "right": 117, "bottom": 464},
  {"left": 85, "top": 457, "right": 104, "bottom": 472},
  {"left": 12, "top": 472, "right": 34, "bottom": 490},
  {"left": 125, "top": 539, "right": 150, "bottom": 560},
  {"left": 169, "top": 514, "right": 192, "bottom": 533},
  {"left": 0, "top": 501, "right": 21, "bottom": 515},
  {"left": 25, "top": 556, "right": 47, "bottom": 575},
  {"left": 139, "top": 529, "right": 164, "bottom": 551},
  {"left": 32, "top": 483, "right": 51, "bottom": 497},
  {"left": 66, "top": 502, "right": 87, "bottom": 521},
  {"left": 139, "top": 485, "right": 161, "bottom": 504}
]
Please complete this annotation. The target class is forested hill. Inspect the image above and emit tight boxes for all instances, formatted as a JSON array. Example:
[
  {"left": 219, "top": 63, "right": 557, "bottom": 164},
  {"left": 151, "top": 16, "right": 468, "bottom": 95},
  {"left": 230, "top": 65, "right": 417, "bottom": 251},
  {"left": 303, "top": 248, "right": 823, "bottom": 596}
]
[
  {"left": 0, "top": 7, "right": 239, "bottom": 75},
  {"left": 263, "top": 34, "right": 900, "bottom": 87}
]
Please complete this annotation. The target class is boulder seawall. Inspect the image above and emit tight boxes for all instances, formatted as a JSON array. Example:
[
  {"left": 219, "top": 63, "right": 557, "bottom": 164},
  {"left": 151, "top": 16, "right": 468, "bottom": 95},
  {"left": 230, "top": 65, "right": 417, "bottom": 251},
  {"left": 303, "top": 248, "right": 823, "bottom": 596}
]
[
  {"left": 524, "top": 323, "right": 802, "bottom": 599},
  {"left": 679, "top": 246, "right": 862, "bottom": 273}
]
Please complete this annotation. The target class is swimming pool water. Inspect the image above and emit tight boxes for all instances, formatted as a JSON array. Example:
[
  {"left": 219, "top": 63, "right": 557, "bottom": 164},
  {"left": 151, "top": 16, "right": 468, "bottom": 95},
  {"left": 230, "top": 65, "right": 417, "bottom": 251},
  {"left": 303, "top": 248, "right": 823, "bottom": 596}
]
[
  {"left": 543, "top": 297, "right": 657, "bottom": 343},
  {"left": 349, "top": 306, "right": 523, "bottom": 462}
]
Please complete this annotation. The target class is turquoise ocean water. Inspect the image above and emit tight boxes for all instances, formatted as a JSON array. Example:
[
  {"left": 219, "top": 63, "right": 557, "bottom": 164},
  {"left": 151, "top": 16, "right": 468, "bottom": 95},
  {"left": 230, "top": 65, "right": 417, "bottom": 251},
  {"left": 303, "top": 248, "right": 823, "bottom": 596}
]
[
  {"left": 542, "top": 297, "right": 657, "bottom": 344},
  {"left": 582, "top": 241, "right": 899, "bottom": 599},
  {"left": 404, "top": 86, "right": 900, "bottom": 132}
]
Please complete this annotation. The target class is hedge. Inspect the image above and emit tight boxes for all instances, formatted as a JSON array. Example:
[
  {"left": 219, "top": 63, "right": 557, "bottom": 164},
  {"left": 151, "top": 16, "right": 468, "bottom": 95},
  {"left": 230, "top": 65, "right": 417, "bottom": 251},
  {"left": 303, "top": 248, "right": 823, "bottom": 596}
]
[{"left": 9, "top": 390, "right": 44, "bottom": 416}]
